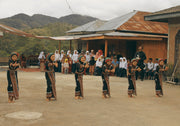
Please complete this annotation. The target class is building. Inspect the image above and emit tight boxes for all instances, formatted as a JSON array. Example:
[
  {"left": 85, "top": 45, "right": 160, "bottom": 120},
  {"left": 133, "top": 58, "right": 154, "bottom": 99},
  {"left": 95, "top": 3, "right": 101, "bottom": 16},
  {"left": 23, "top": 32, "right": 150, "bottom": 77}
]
[
  {"left": 65, "top": 10, "right": 168, "bottom": 61},
  {"left": 144, "top": 5, "right": 180, "bottom": 65}
]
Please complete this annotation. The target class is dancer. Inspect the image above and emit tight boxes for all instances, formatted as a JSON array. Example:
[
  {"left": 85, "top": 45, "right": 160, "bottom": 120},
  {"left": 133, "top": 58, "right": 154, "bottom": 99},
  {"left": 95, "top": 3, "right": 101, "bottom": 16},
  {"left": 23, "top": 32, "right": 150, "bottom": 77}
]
[
  {"left": 74, "top": 56, "right": 89, "bottom": 100},
  {"left": 127, "top": 58, "right": 141, "bottom": 98},
  {"left": 154, "top": 59, "right": 168, "bottom": 97},
  {"left": 45, "top": 53, "right": 58, "bottom": 101},
  {"left": 7, "top": 52, "right": 20, "bottom": 103},
  {"left": 101, "top": 57, "right": 115, "bottom": 98}
]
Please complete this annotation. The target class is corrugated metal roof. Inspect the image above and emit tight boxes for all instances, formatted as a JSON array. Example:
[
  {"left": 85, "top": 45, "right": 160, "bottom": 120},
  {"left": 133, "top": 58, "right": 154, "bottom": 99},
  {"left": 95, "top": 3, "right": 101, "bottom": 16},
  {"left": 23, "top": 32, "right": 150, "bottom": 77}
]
[
  {"left": 118, "top": 11, "right": 168, "bottom": 34},
  {"left": 147, "top": 5, "right": 180, "bottom": 16},
  {"left": 67, "top": 20, "right": 106, "bottom": 33},
  {"left": 96, "top": 11, "right": 137, "bottom": 31},
  {"left": 0, "top": 24, "right": 34, "bottom": 37},
  {"left": 67, "top": 10, "right": 168, "bottom": 35}
]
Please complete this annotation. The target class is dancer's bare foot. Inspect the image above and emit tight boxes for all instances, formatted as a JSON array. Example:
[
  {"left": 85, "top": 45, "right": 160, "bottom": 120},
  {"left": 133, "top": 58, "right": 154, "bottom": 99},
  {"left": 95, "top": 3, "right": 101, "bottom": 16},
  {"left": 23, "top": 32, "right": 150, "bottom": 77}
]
[
  {"left": 75, "top": 96, "right": 79, "bottom": 100},
  {"left": 46, "top": 98, "right": 50, "bottom": 101},
  {"left": 102, "top": 94, "right": 107, "bottom": 99},
  {"left": 79, "top": 96, "right": 83, "bottom": 100}
]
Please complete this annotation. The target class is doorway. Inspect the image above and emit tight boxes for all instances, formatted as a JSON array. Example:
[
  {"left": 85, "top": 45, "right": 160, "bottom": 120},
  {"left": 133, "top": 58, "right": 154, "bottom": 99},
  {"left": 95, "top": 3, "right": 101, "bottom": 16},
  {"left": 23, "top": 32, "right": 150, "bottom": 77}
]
[{"left": 126, "top": 41, "right": 137, "bottom": 60}]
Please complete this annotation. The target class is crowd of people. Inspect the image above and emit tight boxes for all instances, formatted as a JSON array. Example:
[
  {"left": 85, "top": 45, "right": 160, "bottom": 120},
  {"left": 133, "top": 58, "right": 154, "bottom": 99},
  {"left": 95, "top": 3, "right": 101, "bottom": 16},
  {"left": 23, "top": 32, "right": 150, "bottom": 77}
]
[{"left": 38, "top": 48, "right": 167, "bottom": 81}]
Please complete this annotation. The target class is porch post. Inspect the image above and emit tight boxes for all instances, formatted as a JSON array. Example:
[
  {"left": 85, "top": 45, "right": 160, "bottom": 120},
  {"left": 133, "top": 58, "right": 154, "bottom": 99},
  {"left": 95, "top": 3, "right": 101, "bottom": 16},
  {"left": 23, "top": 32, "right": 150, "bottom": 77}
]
[
  {"left": 59, "top": 40, "right": 61, "bottom": 53},
  {"left": 70, "top": 40, "right": 72, "bottom": 51},
  {"left": 105, "top": 40, "right": 108, "bottom": 57},
  {"left": 86, "top": 41, "right": 89, "bottom": 51}
]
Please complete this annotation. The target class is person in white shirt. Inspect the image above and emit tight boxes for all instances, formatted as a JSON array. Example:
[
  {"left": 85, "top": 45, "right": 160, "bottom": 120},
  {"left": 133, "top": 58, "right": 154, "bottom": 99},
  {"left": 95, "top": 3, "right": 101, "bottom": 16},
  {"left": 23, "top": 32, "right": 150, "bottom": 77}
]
[
  {"left": 121, "top": 57, "right": 127, "bottom": 77},
  {"left": 59, "top": 50, "right": 64, "bottom": 72},
  {"left": 95, "top": 58, "right": 103, "bottom": 75},
  {"left": 147, "top": 58, "right": 154, "bottom": 80},
  {"left": 67, "top": 50, "right": 72, "bottom": 59},
  {"left": 119, "top": 57, "right": 123, "bottom": 77},
  {"left": 85, "top": 51, "right": 91, "bottom": 74},
  {"left": 72, "top": 50, "right": 79, "bottom": 73},
  {"left": 153, "top": 58, "right": 159, "bottom": 79},
  {"left": 54, "top": 50, "right": 60, "bottom": 72}
]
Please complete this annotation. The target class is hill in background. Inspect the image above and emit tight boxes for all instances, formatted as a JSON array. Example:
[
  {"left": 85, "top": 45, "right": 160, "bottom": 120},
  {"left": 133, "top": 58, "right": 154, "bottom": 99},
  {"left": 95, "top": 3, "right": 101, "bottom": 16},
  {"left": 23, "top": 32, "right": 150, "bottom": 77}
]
[{"left": 0, "top": 13, "right": 97, "bottom": 30}]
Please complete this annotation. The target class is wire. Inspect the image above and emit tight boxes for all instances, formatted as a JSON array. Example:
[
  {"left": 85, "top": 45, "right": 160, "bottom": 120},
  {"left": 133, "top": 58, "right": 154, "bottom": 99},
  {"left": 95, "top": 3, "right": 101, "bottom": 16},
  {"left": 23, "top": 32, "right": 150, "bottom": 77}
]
[{"left": 65, "top": 0, "right": 74, "bottom": 14}]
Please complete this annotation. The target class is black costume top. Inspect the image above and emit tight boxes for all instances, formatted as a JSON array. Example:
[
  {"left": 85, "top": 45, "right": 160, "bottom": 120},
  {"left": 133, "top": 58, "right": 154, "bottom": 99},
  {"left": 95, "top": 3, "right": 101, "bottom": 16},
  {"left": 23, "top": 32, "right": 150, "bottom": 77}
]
[
  {"left": 134, "top": 51, "right": 146, "bottom": 68},
  {"left": 8, "top": 60, "right": 20, "bottom": 70},
  {"left": 45, "top": 61, "right": 55, "bottom": 72},
  {"left": 102, "top": 64, "right": 113, "bottom": 76},
  {"left": 75, "top": 62, "right": 85, "bottom": 75}
]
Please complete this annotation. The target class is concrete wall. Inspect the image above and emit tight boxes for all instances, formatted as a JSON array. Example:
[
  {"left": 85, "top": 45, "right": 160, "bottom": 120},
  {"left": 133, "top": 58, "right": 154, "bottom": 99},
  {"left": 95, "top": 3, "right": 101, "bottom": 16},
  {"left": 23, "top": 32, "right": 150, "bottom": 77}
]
[{"left": 168, "top": 18, "right": 180, "bottom": 65}]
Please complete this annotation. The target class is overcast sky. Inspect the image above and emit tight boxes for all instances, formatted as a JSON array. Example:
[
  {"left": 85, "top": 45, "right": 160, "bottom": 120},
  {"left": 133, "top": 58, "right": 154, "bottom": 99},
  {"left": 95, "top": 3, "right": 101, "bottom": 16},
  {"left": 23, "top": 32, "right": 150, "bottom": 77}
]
[{"left": 0, "top": 0, "right": 180, "bottom": 20}]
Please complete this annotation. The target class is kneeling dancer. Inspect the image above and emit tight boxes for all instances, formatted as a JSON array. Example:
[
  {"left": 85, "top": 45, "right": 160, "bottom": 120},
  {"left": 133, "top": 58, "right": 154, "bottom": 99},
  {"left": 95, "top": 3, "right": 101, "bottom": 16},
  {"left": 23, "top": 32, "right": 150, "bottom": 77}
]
[
  {"left": 102, "top": 57, "right": 115, "bottom": 98},
  {"left": 45, "top": 53, "right": 58, "bottom": 101},
  {"left": 7, "top": 52, "right": 20, "bottom": 103}
]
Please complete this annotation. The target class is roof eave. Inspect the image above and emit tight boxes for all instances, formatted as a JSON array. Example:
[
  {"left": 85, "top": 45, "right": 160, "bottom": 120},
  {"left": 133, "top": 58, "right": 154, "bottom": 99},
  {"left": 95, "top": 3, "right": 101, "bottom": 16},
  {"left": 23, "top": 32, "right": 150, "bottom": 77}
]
[{"left": 144, "top": 12, "right": 180, "bottom": 22}]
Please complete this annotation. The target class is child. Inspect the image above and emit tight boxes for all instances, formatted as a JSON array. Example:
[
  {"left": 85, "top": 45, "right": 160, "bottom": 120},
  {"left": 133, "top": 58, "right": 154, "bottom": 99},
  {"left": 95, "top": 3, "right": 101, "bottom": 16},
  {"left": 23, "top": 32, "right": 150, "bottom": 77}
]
[
  {"left": 127, "top": 58, "right": 141, "bottom": 98},
  {"left": 64, "top": 58, "right": 69, "bottom": 74},
  {"left": 101, "top": 57, "right": 115, "bottom": 98},
  {"left": 147, "top": 58, "right": 154, "bottom": 80},
  {"left": 75, "top": 56, "right": 89, "bottom": 99},
  {"left": 89, "top": 56, "right": 96, "bottom": 75},
  {"left": 7, "top": 52, "right": 20, "bottom": 103},
  {"left": 154, "top": 59, "right": 168, "bottom": 97},
  {"left": 45, "top": 53, "right": 58, "bottom": 101}
]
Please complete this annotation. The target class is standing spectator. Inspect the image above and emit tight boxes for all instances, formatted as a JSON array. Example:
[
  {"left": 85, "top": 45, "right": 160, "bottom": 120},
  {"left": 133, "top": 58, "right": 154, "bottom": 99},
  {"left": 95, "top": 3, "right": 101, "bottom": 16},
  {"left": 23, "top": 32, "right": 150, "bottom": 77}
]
[
  {"left": 112, "top": 56, "right": 119, "bottom": 76},
  {"left": 90, "top": 50, "right": 95, "bottom": 58},
  {"left": 95, "top": 58, "right": 103, "bottom": 76},
  {"left": 119, "top": 57, "right": 123, "bottom": 77},
  {"left": 121, "top": 57, "right": 127, "bottom": 77},
  {"left": 20, "top": 53, "right": 26, "bottom": 68},
  {"left": 85, "top": 51, "right": 91, "bottom": 74},
  {"left": 54, "top": 50, "right": 60, "bottom": 72},
  {"left": 134, "top": 46, "right": 146, "bottom": 81},
  {"left": 59, "top": 50, "right": 64, "bottom": 73},
  {"left": 72, "top": 50, "right": 79, "bottom": 73},
  {"left": 89, "top": 57, "right": 96, "bottom": 75},
  {"left": 153, "top": 58, "right": 159, "bottom": 78},
  {"left": 38, "top": 51, "right": 46, "bottom": 71}
]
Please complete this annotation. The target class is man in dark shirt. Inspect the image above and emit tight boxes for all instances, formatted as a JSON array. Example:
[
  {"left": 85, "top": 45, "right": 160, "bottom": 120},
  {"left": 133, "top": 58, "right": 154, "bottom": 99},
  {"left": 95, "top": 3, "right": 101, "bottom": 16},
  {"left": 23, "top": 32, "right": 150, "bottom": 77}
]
[{"left": 134, "top": 46, "right": 146, "bottom": 81}]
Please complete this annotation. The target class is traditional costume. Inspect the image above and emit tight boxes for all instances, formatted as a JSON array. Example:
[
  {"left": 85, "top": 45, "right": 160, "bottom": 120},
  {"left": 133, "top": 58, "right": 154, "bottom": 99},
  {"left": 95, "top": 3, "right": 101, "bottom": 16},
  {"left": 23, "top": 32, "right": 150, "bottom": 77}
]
[
  {"left": 7, "top": 52, "right": 20, "bottom": 103},
  {"left": 154, "top": 59, "right": 168, "bottom": 97},
  {"left": 45, "top": 53, "right": 58, "bottom": 101},
  {"left": 74, "top": 56, "right": 88, "bottom": 99},
  {"left": 127, "top": 58, "right": 141, "bottom": 97},
  {"left": 101, "top": 58, "right": 114, "bottom": 98}
]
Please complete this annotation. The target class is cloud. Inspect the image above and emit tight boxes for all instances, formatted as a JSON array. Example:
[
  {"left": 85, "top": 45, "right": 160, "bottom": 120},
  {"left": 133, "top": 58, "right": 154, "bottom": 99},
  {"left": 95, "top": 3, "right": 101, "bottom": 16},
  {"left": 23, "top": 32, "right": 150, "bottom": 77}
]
[{"left": 0, "top": 0, "right": 179, "bottom": 20}]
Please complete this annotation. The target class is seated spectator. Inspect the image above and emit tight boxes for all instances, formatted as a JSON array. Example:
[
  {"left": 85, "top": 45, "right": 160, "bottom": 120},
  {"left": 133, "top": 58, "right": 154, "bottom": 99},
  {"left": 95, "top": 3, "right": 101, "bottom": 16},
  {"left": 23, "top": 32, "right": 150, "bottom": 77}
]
[{"left": 64, "top": 58, "right": 69, "bottom": 74}]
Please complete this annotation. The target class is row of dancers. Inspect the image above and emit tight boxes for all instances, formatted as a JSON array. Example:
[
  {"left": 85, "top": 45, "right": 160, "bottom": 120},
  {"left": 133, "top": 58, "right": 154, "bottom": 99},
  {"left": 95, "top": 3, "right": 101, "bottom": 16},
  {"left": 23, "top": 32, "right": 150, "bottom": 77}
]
[{"left": 6, "top": 52, "right": 168, "bottom": 103}]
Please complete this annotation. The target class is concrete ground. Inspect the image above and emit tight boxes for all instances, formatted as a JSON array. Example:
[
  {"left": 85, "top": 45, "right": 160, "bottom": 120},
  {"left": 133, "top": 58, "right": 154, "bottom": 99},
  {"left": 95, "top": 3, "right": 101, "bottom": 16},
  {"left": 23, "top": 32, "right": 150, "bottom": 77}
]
[{"left": 0, "top": 71, "right": 180, "bottom": 126}]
